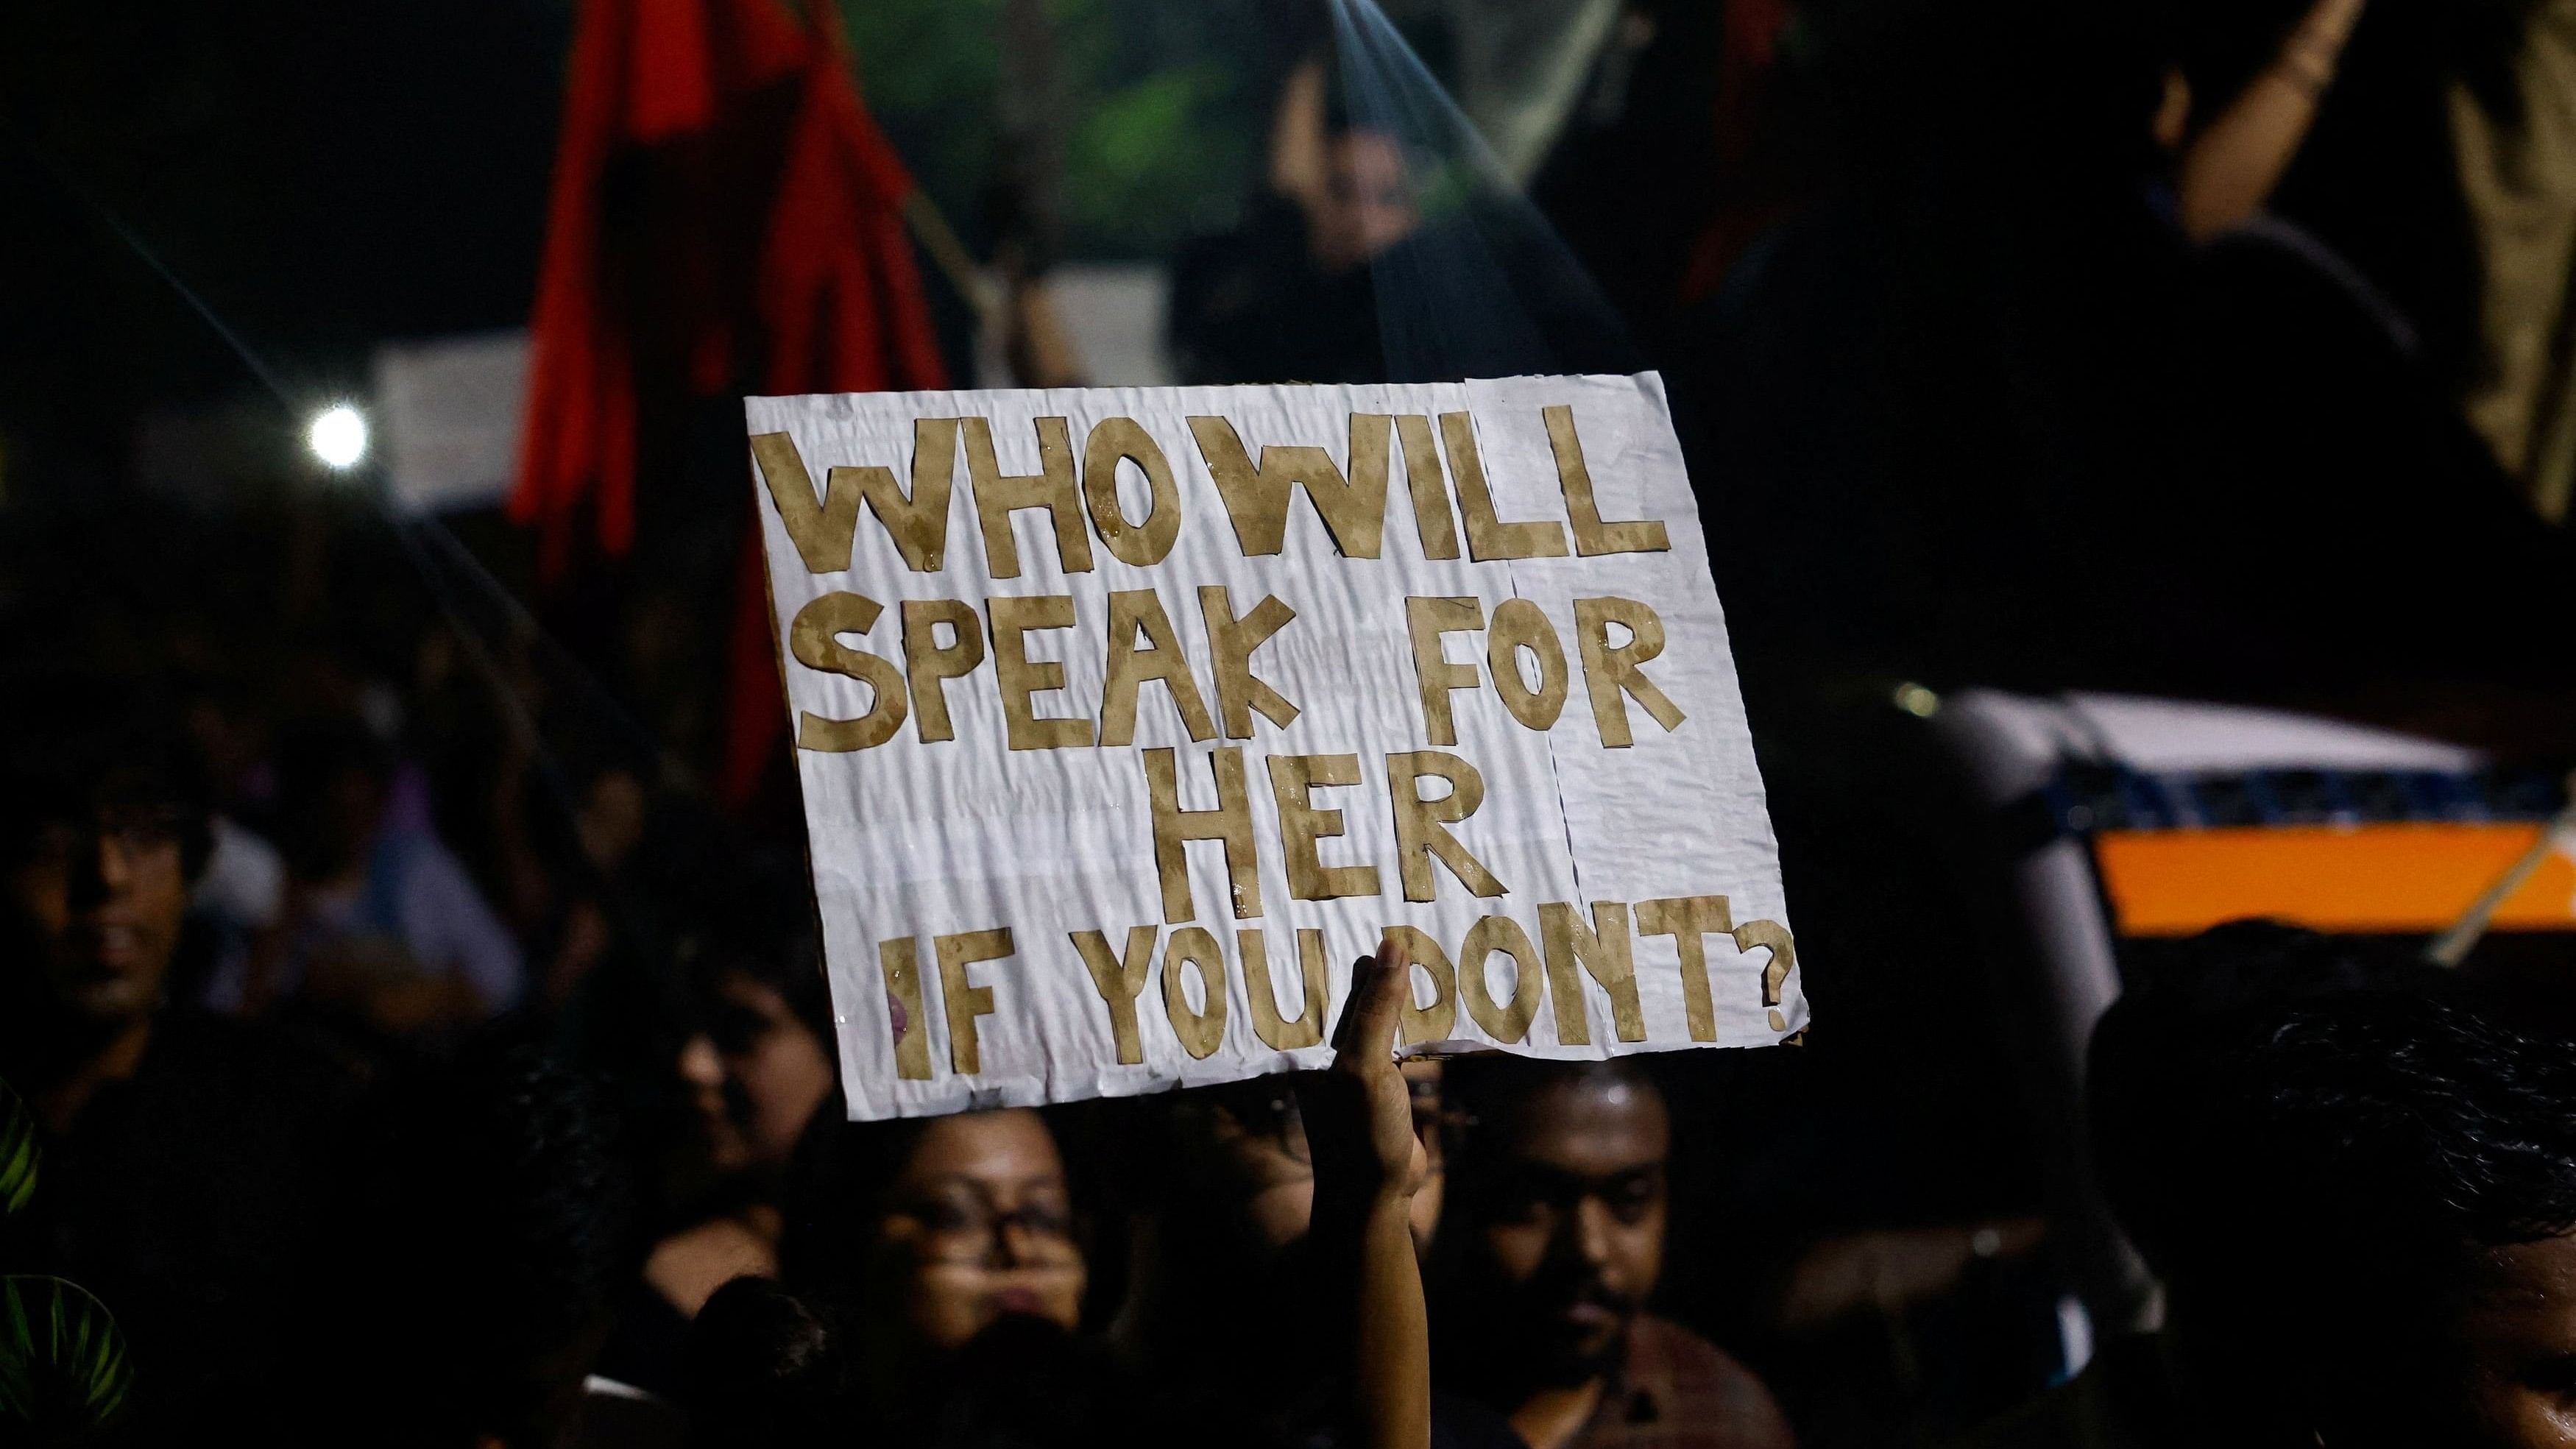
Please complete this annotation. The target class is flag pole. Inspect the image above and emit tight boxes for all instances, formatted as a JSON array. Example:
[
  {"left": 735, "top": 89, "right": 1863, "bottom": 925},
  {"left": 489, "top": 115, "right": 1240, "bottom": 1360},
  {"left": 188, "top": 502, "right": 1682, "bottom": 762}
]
[{"left": 2425, "top": 772, "right": 2576, "bottom": 968}]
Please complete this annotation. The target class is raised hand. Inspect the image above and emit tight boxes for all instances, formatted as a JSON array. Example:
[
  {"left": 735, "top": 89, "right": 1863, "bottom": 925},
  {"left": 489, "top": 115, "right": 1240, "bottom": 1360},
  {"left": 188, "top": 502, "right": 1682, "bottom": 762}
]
[
  {"left": 1303, "top": 932, "right": 1429, "bottom": 1212},
  {"left": 1298, "top": 932, "right": 1432, "bottom": 1449}
]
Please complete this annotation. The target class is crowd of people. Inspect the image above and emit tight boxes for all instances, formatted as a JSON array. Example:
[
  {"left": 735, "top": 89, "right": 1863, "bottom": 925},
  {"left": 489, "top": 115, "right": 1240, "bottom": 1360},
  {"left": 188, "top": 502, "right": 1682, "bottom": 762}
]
[
  {"left": 12, "top": 0, "right": 2576, "bottom": 1444},
  {"left": 0, "top": 687, "right": 1753, "bottom": 1448},
  {"left": 10, "top": 687, "right": 2576, "bottom": 1449}
]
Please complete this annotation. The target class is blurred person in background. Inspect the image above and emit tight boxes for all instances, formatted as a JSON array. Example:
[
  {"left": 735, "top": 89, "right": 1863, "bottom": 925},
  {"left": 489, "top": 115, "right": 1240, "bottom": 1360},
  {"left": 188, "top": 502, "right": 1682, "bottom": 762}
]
[
  {"left": 1679, "top": 0, "right": 2575, "bottom": 705},
  {"left": 2165, "top": 0, "right": 2368, "bottom": 244},
  {"left": 1964, "top": 926, "right": 2576, "bottom": 1448},
  {"left": 513, "top": 751, "right": 655, "bottom": 1015},
  {"left": 2166, "top": 0, "right": 2576, "bottom": 522},
  {"left": 601, "top": 901, "right": 839, "bottom": 1396},
  {"left": 0, "top": 679, "right": 353, "bottom": 1436},
  {"left": 174, "top": 672, "right": 291, "bottom": 1013},
  {"left": 1433, "top": 1057, "right": 1794, "bottom": 1449},
  {"left": 2158, "top": 0, "right": 2576, "bottom": 702},
  {"left": 1167, "top": 54, "right": 1424, "bottom": 386},
  {"left": 268, "top": 713, "right": 522, "bottom": 1038}
]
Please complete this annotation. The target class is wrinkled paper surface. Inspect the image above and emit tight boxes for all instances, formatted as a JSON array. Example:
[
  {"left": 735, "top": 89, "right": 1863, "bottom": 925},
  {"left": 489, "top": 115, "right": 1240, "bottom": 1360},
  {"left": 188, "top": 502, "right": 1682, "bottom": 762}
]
[{"left": 747, "top": 375, "right": 1804, "bottom": 1120}]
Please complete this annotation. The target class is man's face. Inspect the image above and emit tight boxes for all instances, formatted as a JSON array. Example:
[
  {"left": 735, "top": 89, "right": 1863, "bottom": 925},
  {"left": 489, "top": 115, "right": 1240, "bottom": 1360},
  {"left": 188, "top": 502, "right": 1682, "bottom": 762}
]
[
  {"left": 6, "top": 811, "right": 191, "bottom": 1024},
  {"left": 1457, "top": 1074, "right": 1671, "bottom": 1383},
  {"left": 2445, "top": 1233, "right": 2576, "bottom": 1447}
]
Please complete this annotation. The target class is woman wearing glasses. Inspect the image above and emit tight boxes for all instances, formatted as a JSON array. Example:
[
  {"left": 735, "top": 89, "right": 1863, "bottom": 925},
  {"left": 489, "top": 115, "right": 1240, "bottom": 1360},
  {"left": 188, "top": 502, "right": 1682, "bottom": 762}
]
[{"left": 740, "top": 940, "right": 1433, "bottom": 1449}]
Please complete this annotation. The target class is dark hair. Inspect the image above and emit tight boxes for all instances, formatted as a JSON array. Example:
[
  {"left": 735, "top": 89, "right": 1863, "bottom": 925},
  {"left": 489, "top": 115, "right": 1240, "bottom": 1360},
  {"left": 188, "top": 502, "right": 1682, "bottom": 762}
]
[
  {"left": 2092, "top": 927, "right": 2576, "bottom": 1406},
  {"left": 309, "top": 1044, "right": 632, "bottom": 1448},
  {"left": 2081, "top": 927, "right": 2442, "bottom": 1276},
  {"left": 2236, "top": 993, "right": 2576, "bottom": 1251},
  {"left": 0, "top": 674, "right": 214, "bottom": 880},
  {"left": 2086, "top": 922, "right": 2447, "bottom": 1271},
  {"left": 682, "top": 869, "right": 833, "bottom": 1049}
]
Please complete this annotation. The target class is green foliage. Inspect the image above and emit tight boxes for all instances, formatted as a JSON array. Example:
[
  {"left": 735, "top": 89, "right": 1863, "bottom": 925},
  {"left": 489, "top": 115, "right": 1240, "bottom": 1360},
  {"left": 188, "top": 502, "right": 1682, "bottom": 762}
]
[
  {"left": 1064, "top": 64, "right": 1253, "bottom": 252},
  {"left": 839, "top": 0, "right": 1269, "bottom": 260},
  {"left": 0, "top": 1081, "right": 33, "bottom": 1218},
  {"left": 0, "top": 1277, "right": 132, "bottom": 1439},
  {"left": 841, "top": 0, "right": 1007, "bottom": 252}
]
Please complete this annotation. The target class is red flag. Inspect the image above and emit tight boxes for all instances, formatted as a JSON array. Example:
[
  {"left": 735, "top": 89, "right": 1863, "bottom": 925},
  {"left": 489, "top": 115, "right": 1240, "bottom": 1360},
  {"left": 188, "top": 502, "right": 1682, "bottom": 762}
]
[
  {"left": 1680, "top": 0, "right": 1797, "bottom": 305},
  {"left": 509, "top": 0, "right": 948, "bottom": 806}
]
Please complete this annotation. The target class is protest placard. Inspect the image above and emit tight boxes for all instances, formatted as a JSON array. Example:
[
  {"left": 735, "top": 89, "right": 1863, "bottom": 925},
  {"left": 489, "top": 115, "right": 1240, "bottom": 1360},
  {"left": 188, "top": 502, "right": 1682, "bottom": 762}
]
[{"left": 746, "top": 374, "right": 1804, "bottom": 1120}]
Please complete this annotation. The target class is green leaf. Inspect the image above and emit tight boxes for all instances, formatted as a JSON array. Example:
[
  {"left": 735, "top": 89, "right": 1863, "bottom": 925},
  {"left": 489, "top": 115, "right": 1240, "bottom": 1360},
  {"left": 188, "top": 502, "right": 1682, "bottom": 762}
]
[
  {"left": 0, "top": 1277, "right": 132, "bottom": 1436},
  {"left": 0, "top": 1079, "right": 37, "bottom": 1216}
]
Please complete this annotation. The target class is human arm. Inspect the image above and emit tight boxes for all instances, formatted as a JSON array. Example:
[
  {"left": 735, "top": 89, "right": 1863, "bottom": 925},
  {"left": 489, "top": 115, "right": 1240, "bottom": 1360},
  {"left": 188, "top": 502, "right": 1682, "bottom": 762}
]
[{"left": 2176, "top": 0, "right": 2367, "bottom": 241}]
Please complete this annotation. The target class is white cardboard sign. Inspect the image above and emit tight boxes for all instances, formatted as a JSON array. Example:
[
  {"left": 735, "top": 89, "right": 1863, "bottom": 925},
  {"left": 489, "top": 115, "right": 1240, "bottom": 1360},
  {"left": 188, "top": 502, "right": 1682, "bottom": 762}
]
[{"left": 746, "top": 375, "right": 1805, "bottom": 1121}]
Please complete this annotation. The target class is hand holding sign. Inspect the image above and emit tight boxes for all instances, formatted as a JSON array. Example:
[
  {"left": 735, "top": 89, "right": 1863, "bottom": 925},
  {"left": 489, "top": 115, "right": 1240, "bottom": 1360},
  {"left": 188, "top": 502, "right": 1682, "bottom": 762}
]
[
  {"left": 1303, "top": 932, "right": 1428, "bottom": 1210},
  {"left": 1301, "top": 931, "right": 1432, "bottom": 1449},
  {"left": 747, "top": 375, "right": 1804, "bottom": 1120}
]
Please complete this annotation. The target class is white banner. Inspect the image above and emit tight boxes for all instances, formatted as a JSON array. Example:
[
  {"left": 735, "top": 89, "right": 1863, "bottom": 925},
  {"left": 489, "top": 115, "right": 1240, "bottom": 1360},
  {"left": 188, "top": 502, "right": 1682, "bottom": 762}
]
[{"left": 746, "top": 375, "right": 1804, "bottom": 1121}]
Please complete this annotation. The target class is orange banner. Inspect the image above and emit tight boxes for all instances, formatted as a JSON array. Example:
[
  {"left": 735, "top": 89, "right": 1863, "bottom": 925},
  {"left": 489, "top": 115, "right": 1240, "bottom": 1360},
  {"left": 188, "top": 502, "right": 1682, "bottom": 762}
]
[{"left": 2095, "top": 823, "right": 2576, "bottom": 936}]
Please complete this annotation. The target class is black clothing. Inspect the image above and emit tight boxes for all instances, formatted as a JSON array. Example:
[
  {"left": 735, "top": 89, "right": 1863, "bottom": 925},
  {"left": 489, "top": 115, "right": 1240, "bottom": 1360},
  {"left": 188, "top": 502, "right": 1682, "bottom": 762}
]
[
  {"left": 10, "top": 1011, "right": 353, "bottom": 1434},
  {"left": 1170, "top": 194, "right": 1388, "bottom": 387}
]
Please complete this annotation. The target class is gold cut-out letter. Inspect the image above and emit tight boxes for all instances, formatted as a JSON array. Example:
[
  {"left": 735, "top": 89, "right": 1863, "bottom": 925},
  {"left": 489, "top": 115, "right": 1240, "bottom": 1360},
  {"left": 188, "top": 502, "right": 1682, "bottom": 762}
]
[
  {"left": 1637, "top": 895, "right": 1732, "bottom": 1043},
  {"left": 1486, "top": 598, "right": 1569, "bottom": 731},
  {"left": 1405, "top": 597, "right": 1484, "bottom": 746},
  {"left": 789, "top": 592, "right": 907, "bottom": 751},
  {"left": 1396, "top": 414, "right": 1461, "bottom": 560},
  {"left": 750, "top": 419, "right": 960, "bottom": 574},
  {"left": 1238, "top": 927, "right": 1328, "bottom": 1050},
  {"left": 1267, "top": 754, "right": 1380, "bottom": 901},
  {"left": 1386, "top": 924, "right": 1458, "bottom": 1045},
  {"left": 986, "top": 595, "right": 1094, "bottom": 751},
  {"left": 1074, "top": 926, "right": 1158, "bottom": 1065},
  {"left": 1144, "top": 747, "right": 1264, "bottom": 923},
  {"left": 1540, "top": 901, "right": 1644, "bottom": 1045},
  {"left": 1162, "top": 926, "right": 1230, "bottom": 1060},
  {"left": 1459, "top": 915, "right": 1543, "bottom": 1044},
  {"left": 1574, "top": 597, "right": 1685, "bottom": 748},
  {"left": 934, "top": 927, "right": 1013, "bottom": 1074},
  {"left": 965, "top": 417, "right": 1093, "bottom": 579},
  {"left": 1439, "top": 412, "right": 1567, "bottom": 561},
  {"left": 1186, "top": 414, "right": 1390, "bottom": 558},
  {"left": 1387, "top": 751, "right": 1507, "bottom": 902},
  {"left": 1197, "top": 587, "right": 1301, "bottom": 737},
  {"left": 902, "top": 599, "right": 984, "bottom": 743},
  {"left": 1100, "top": 589, "right": 1216, "bottom": 746},
  {"left": 1545, "top": 405, "right": 1669, "bottom": 556},
  {"left": 1082, "top": 417, "right": 1181, "bottom": 567}
]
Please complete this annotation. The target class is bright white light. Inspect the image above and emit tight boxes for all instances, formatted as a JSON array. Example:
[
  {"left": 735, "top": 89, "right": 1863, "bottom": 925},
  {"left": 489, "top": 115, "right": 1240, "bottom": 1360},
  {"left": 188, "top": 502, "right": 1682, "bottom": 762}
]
[{"left": 307, "top": 404, "right": 369, "bottom": 470}]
